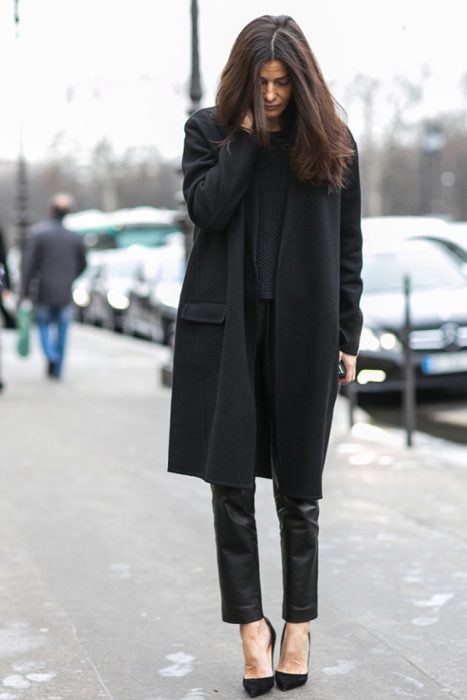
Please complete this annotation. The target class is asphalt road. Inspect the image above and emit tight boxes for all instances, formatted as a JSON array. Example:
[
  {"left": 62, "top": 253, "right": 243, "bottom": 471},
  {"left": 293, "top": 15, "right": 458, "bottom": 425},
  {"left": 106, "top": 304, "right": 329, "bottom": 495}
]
[
  {"left": 0, "top": 325, "right": 466, "bottom": 700},
  {"left": 359, "top": 390, "right": 467, "bottom": 444}
]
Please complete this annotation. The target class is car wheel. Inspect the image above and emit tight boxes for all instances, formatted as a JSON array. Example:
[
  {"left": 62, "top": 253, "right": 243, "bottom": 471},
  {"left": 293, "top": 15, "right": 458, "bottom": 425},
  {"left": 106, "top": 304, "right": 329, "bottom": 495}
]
[
  {"left": 101, "top": 312, "right": 114, "bottom": 331},
  {"left": 114, "top": 313, "right": 124, "bottom": 334},
  {"left": 161, "top": 317, "right": 175, "bottom": 346},
  {"left": 150, "top": 321, "right": 163, "bottom": 344},
  {"left": 122, "top": 313, "right": 134, "bottom": 337}
]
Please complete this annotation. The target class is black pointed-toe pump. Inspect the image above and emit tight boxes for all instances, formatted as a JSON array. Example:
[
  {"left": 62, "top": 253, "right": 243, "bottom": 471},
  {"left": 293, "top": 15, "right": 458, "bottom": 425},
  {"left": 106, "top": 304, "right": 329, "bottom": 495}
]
[
  {"left": 242, "top": 617, "right": 276, "bottom": 698},
  {"left": 274, "top": 623, "right": 310, "bottom": 691}
]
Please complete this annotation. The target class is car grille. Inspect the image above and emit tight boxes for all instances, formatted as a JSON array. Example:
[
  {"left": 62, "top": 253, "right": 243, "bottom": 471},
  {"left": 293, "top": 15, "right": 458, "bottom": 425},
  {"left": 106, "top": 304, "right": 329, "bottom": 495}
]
[{"left": 410, "top": 325, "right": 467, "bottom": 350}]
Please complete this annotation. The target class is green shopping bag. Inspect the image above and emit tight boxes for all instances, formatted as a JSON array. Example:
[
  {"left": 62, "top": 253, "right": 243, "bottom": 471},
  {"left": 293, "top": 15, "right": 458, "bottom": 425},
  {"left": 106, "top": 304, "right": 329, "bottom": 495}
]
[{"left": 17, "top": 300, "right": 33, "bottom": 357}]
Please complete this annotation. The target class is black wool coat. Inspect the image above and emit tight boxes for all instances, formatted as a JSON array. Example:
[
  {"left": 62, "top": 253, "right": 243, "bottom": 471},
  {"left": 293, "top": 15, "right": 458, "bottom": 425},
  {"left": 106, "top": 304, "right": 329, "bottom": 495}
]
[{"left": 167, "top": 107, "right": 363, "bottom": 499}]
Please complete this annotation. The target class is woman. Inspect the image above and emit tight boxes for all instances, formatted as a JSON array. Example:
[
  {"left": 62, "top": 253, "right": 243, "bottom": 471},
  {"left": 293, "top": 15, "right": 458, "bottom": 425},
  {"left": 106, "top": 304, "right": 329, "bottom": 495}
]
[
  {"left": 168, "top": 14, "right": 363, "bottom": 696},
  {"left": 0, "top": 226, "right": 15, "bottom": 330}
]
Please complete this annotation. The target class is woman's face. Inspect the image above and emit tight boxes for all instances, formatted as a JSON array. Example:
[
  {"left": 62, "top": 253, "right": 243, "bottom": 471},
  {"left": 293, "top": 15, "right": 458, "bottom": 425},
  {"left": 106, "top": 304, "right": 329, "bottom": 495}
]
[{"left": 259, "top": 60, "right": 293, "bottom": 127}]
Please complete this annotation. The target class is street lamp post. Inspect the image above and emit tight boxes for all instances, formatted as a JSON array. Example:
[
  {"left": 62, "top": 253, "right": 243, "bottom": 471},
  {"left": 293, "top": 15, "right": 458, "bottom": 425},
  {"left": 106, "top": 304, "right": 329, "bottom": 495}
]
[
  {"left": 402, "top": 275, "right": 416, "bottom": 447},
  {"left": 420, "top": 120, "right": 446, "bottom": 215},
  {"left": 14, "top": 0, "right": 31, "bottom": 259},
  {"left": 161, "top": 0, "right": 203, "bottom": 388},
  {"left": 16, "top": 156, "right": 30, "bottom": 258},
  {"left": 189, "top": 0, "right": 202, "bottom": 115},
  {"left": 180, "top": 0, "right": 203, "bottom": 261}
]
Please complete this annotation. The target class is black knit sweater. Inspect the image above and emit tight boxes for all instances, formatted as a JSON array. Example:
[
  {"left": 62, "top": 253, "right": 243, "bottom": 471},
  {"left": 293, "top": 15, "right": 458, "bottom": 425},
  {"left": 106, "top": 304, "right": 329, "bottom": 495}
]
[{"left": 255, "top": 131, "right": 290, "bottom": 299}]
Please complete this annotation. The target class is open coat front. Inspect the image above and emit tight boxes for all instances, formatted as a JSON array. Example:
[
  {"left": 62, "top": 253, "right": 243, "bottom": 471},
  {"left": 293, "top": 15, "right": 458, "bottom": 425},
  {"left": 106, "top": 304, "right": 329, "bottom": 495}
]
[{"left": 167, "top": 107, "right": 363, "bottom": 499}]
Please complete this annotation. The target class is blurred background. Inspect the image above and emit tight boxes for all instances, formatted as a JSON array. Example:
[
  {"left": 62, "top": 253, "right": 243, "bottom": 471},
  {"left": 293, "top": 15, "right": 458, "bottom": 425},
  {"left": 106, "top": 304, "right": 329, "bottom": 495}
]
[
  {"left": 1, "top": 0, "right": 467, "bottom": 223},
  {"left": 3, "top": 0, "right": 467, "bottom": 435},
  {"left": 1, "top": 3, "right": 467, "bottom": 697}
]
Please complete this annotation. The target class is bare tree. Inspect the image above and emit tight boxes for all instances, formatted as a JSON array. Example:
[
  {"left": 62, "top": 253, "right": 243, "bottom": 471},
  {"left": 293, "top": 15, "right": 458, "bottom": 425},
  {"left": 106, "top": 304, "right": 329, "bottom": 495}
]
[{"left": 345, "top": 74, "right": 382, "bottom": 216}]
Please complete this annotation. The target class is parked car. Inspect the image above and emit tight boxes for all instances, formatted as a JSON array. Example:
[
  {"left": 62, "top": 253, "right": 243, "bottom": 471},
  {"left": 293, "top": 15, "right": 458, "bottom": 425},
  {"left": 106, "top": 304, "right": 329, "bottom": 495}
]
[
  {"left": 412, "top": 223, "right": 467, "bottom": 277},
  {"left": 72, "top": 252, "right": 114, "bottom": 323},
  {"left": 74, "top": 248, "right": 150, "bottom": 331},
  {"left": 362, "top": 215, "right": 451, "bottom": 241},
  {"left": 354, "top": 235, "right": 467, "bottom": 393},
  {"left": 362, "top": 214, "right": 467, "bottom": 278},
  {"left": 88, "top": 251, "right": 134, "bottom": 330},
  {"left": 124, "top": 238, "right": 185, "bottom": 344},
  {"left": 65, "top": 206, "right": 182, "bottom": 251},
  {"left": 73, "top": 238, "right": 185, "bottom": 337},
  {"left": 153, "top": 275, "right": 184, "bottom": 347},
  {"left": 448, "top": 221, "right": 467, "bottom": 243}
]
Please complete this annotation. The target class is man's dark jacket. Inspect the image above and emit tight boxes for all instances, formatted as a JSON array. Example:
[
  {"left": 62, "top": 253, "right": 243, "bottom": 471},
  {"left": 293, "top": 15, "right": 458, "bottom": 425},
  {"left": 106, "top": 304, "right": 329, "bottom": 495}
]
[
  {"left": 22, "top": 219, "right": 86, "bottom": 306},
  {"left": 168, "top": 107, "right": 363, "bottom": 500}
]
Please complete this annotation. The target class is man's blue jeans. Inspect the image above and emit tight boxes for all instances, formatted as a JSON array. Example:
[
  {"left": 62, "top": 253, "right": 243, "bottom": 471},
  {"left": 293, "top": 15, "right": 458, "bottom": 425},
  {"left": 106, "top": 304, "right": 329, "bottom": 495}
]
[{"left": 35, "top": 305, "right": 72, "bottom": 377}]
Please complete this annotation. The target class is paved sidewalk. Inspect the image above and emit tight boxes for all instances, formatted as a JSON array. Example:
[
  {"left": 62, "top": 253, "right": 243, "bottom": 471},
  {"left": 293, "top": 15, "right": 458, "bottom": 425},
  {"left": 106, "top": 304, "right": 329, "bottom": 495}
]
[{"left": 0, "top": 325, "right": 466, "bottom": 700}]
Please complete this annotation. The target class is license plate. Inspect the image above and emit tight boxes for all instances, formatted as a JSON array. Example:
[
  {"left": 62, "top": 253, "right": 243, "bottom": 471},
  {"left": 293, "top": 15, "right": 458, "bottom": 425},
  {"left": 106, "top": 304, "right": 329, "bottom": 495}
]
[{"left": 421, "top": 351, "right": 467, "bottom": 375}]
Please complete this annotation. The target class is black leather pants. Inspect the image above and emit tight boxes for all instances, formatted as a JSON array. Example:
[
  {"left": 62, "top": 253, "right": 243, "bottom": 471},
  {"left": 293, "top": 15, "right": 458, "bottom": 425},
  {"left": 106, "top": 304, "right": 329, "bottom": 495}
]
[{"left": 211, "top": 300, "right": 320, "bottom": 624}]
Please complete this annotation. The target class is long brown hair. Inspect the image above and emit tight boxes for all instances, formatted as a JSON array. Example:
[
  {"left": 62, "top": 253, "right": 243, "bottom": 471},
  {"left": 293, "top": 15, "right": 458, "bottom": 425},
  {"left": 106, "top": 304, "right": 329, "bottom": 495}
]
[{"left": 216, "top": 15, "right": 355, "bottom": 190}]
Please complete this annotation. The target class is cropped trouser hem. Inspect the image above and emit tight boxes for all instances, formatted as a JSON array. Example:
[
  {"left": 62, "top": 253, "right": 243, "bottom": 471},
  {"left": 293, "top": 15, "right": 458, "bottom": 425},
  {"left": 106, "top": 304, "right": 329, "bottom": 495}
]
[
  {"left": 284, "top": 608, "right": 318, "bottom": 624},
  {"left": 222, "top": 608, "right": 264, "bottom": 625}
]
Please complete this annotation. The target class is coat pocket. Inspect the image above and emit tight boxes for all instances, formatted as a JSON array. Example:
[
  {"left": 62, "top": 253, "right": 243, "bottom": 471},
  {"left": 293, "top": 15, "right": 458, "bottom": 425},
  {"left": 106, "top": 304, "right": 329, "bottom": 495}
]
[{"left": 181, "top": 302, "right": 226, "bottom": 324}]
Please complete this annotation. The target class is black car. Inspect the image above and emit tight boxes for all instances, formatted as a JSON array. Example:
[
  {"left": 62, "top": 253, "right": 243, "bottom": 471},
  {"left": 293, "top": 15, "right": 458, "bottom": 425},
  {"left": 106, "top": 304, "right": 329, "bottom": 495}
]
[{"left": 354, "top": 237, "right": 467, "bottom": 393}]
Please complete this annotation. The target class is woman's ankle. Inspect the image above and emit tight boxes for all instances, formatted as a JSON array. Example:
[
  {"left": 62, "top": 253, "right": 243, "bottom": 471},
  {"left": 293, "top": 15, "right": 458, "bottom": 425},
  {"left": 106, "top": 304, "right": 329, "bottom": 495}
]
[
  {"left": 284, "top": 621, "right": 310, "bottom": 634},
  {"left": 240, "top": 617, "right": 266, "bottom": 636}
]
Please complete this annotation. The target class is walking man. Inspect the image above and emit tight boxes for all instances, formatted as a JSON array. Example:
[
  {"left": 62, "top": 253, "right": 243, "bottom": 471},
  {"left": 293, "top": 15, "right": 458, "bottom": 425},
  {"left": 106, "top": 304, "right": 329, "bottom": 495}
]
[{"left": 22, "top": 193, "right": 86, "bottom": 379}]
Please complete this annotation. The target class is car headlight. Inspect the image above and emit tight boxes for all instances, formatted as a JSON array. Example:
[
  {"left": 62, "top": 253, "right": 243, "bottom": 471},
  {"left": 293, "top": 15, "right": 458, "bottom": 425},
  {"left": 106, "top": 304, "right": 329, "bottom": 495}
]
[
  {"left": 359, "top": 327, "right": 401, "bottom": 352},
  {"left": 379, "top": 332, "right": 400, "bottom": 351},
  {"left": 359, "top": 327, "right": 381, "bottom": 351},
  {"left": 72, "top": 287, "right": 90, "bottom": 307},
  {"left": 107, "top": 290, "right": 130, "bottom": 310},
  {"left": 156, "top": 282, "right": 181, "bottom": 310}
]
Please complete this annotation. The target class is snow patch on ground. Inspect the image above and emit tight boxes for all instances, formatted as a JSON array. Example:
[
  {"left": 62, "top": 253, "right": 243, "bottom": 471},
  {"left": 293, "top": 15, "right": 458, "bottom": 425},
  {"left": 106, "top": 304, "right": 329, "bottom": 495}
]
[
  {"left": 321, "top": 659, "right": 355, "bottom": 675},
  {"left": 158, "top": 651, "right": 196, "bottom": 677}
]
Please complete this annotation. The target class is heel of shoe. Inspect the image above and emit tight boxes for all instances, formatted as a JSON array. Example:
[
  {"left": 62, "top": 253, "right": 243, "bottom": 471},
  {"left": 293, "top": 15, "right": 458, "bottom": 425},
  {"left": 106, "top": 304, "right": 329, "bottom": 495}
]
[
  {"left": 242, "top": 617, "right": 276, "bottom": 698},
  {"left": 264, "top": 617, "right": 276, "bottom": 659},
  {"left": 274, "top": 628, "right": 310, "bottom": 691},
  {"left": 274, "top": 669, "right": 308, "bottom": 691},
  {"left": 243, "top": 675, "right": 275, "bottom": 697}
]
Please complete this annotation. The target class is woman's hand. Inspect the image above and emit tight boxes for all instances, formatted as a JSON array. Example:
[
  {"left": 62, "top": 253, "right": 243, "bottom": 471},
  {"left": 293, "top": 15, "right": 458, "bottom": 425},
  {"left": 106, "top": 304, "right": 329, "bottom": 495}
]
[
  {"left": 241, "top": 109, "right": 254, "bottom": 133},
  {"left": 338, "top": 351, "right": 357, "bottom": 385}
]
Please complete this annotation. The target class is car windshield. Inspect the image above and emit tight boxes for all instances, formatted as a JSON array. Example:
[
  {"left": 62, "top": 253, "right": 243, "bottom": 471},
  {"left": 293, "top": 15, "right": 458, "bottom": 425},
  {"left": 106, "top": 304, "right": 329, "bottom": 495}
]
[
  {"left": 114, "top": 227, "right": 182, "bottom": 248},
  {"left": 363, "top": 241, "right": 466, "bottom": 293},
  {"left": 424, "top": 237, "right": 467, "bottom": 263}
]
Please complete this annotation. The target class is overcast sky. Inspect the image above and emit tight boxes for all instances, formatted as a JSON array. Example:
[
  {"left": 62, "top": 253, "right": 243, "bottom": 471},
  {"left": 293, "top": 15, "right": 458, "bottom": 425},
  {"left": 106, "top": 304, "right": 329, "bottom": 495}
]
[{"left": 0, "top": 0, "right": 466, "bottom": 163}]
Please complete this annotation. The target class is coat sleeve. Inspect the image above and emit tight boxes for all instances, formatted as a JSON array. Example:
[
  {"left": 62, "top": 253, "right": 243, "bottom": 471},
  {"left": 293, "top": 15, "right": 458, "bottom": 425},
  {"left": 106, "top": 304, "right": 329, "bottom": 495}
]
[
  {"left": 182, "top": 110, "right": 261, "bottom": 231},
  {"left": 339, "top": 135, "right": 364, "bottom": 356}
]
